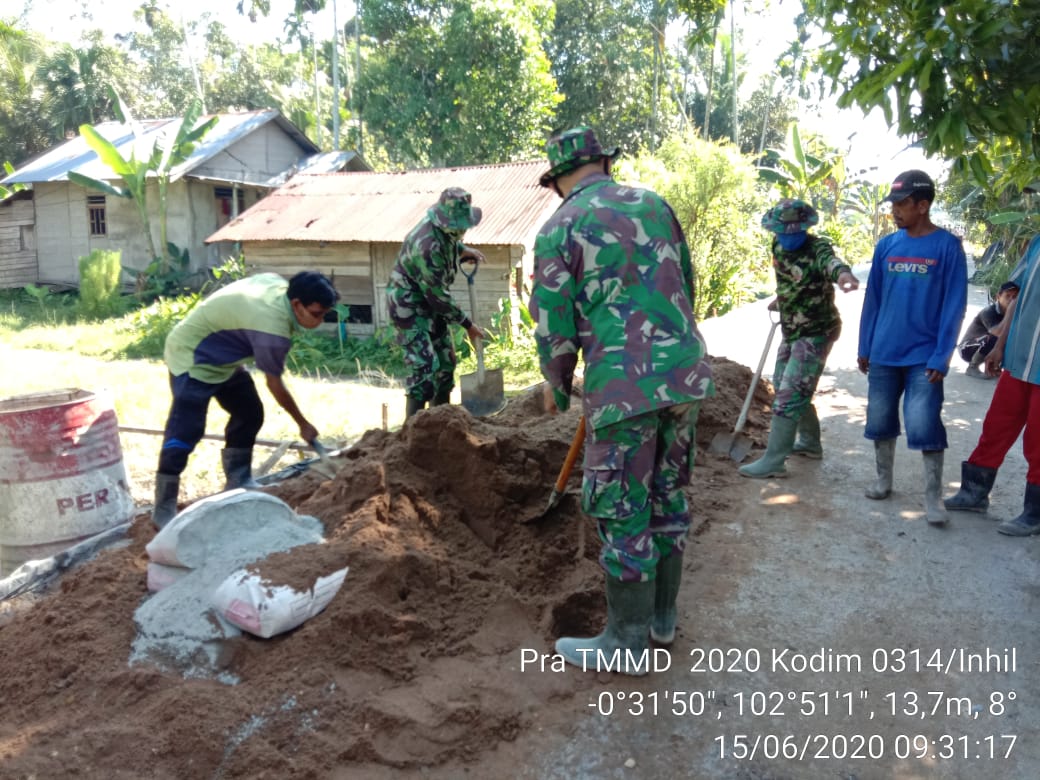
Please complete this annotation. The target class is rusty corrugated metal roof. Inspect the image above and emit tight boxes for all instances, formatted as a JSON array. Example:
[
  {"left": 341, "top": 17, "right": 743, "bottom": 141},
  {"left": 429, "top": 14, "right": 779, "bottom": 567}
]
[
  {"left": 205, "top": 160, "right": 560, "bottom": 246},
  {"left": 2, "top": 110, "right": 319, "bottom": 186}
]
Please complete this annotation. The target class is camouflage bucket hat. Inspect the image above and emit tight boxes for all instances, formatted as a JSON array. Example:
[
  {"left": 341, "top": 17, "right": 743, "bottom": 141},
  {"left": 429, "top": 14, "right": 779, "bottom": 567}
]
[
  {"left": 428, "top": 187, "right": 483, "bottom": 231},
  {"left": 761, "top": 198, "right": 820, "bottom": 234},
  {"left": 538, "top": 126, "right": 621, "bottom": 187}
]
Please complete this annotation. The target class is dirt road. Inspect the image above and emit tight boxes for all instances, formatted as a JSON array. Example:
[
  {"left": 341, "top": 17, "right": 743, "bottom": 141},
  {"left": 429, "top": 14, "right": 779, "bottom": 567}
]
[{"left": 471, "top": 270, "right": 1040, "bottom": 779}]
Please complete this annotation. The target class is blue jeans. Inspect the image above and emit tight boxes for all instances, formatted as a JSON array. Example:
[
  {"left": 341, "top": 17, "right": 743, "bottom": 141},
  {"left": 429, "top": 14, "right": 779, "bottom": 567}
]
[{"left": 865, "top": 364, "right": 947, "bottom": 450}]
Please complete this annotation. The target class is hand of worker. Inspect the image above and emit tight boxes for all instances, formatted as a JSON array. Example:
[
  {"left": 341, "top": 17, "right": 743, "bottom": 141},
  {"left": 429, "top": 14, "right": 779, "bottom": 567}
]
[
  {"left": 767, "top": 298, "right": 779, "bottom": 312},
  {"left": 542, "top": 383, "right": 557, "bottom": 415},
  {"left": 984, "top": 344, "right": 1004, "bottom": 377},
  {"left": 466, "top": 323, "right": 486, "bottom": 345},
  {"left": 460, "top": 247, "right": 485, "bottom": 265},
  {"left": 299, "top": 421, "right": 319, "bottom": 445},
  {"left": 837, "top": 271, "right": 860, "bottom": 292},
  {"left": 925, "top": 368, "right": 945, "bottom": 384},
  {"left": 857, "top": 356, "right": 870, "bottom": 375}
]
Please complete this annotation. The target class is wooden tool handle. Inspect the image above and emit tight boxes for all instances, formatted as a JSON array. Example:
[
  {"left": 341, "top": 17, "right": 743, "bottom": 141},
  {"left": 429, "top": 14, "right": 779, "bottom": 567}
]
[{"left": 554, "top": 415, "right": 586, "bottom": 492}]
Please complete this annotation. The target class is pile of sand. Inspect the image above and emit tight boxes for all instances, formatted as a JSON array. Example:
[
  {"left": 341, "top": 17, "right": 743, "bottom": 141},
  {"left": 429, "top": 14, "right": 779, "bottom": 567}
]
[{"left": 0, "top": 357, "right": 768, "bottom": 778}]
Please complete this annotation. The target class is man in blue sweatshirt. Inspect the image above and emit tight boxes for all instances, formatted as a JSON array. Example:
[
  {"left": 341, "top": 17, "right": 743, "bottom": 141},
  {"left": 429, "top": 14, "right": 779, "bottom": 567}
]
[{"left": 858, "top": 170, "right": 968, "bottom": 526}]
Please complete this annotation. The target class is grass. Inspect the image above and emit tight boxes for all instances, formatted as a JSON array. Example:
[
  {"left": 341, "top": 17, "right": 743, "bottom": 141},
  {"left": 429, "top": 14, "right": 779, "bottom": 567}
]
[{"left": 0, "top": 290, "right": 544, "bottom": 508}]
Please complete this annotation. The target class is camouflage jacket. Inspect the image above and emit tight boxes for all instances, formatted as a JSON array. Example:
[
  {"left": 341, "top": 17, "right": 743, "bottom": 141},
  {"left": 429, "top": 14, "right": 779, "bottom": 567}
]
[
  {"left": 386, "top": 219, "right": 471, "bottom": 330},
  {"left": 771, "top": 234, "right": 850, "bottom": 340},
  {"left": 530, "top": 173, "right": 714, "bottom": 431}
]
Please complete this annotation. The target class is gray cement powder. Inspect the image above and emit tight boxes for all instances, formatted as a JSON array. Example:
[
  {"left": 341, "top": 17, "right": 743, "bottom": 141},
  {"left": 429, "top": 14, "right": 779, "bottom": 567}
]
[{"left": 130, "top": 492, "right": 324, "bottom": 680}]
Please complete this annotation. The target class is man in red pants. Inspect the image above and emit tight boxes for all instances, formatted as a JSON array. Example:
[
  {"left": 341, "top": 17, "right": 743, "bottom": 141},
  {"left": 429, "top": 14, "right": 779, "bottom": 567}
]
[{"left": 944, "top": 234, "right": 1040, "bottom": 534}]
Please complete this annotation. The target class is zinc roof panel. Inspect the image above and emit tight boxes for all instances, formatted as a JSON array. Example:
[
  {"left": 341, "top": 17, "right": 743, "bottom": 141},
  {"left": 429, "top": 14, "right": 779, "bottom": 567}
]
[{"left": 206, "top": 161, "right": 560, "bottom": 246}]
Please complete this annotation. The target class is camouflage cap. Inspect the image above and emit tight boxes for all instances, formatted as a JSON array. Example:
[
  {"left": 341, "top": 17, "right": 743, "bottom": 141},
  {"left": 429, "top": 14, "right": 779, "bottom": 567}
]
[
  {"left": 427, "top": 187, "right": 483, "bottom": 232},
  {"left": 761, "top": 198, "right": 820, "bottom": 234},
  {"left": 538, "top": 126, "right": 621, "bottom": 187}
]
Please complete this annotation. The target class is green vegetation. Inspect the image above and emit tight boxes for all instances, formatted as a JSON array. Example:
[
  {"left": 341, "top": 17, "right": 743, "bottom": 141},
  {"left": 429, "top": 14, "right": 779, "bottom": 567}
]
[
  {"left": 626, "top": 130, "right": 771, "bottom": 318},
  {"left": 0, "top": 282, "right": 544, "bottom": 392},
  {"left": 76, "top": 249, "right": 126, "bottom": 319}
]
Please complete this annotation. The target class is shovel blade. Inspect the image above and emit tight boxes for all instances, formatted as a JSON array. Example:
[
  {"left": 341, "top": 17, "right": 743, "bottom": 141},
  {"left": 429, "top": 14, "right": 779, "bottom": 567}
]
[
  {"left": 708, "top": 431, "right": 754, "bottom": 463},
  {"left": 728, "top": 436, "right": 753, "bottom": 463},
  {"left": 460, "top": 368, "right": 505, "bottom": 416},
  {"left": 708, "top": 432, "right": 735, "bottom": 456}
]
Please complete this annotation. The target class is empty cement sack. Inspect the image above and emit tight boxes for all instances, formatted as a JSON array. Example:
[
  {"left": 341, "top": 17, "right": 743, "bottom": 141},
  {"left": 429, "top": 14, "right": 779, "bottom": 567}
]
[{"left": 212, "top": 565, "right": 348, "bottom": 639}]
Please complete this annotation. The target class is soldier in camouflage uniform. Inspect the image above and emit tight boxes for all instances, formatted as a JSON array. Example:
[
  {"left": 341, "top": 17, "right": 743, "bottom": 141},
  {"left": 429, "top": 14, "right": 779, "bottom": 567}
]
[
  {"left": 738, "top": 199, "right": 859, "bottom": 478},
  {"left": 530, "top": 126, "right": 714, "bottom": 675},
  {"left": 386, "top": 188, "right": 487, "bottom": 419}
]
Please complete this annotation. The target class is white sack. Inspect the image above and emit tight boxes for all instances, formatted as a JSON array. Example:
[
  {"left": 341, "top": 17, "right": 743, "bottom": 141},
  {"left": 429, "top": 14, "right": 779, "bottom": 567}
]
[{"left": 212, "top": 566, "right": 348, "bottom": 639}]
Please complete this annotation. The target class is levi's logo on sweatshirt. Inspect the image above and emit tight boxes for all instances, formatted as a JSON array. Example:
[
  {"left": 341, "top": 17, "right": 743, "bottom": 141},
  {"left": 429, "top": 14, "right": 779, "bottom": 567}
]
[{"left": 887, "top": 255, "right": 937, "bottom": 275}]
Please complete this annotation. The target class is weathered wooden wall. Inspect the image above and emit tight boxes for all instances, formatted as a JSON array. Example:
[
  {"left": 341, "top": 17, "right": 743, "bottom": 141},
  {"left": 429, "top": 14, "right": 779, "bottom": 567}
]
[{"left": 0, "top": 197, "right": 36, "bottom": 289}]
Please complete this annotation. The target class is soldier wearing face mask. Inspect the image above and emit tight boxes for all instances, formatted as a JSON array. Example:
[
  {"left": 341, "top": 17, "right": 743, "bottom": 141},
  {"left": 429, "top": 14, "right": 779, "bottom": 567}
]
[
  {"left": 738, "top": 198, "right": 860, "bottom": 479},
  {"left": 386, "top": 187, "right": 486, "bottom": 419}
]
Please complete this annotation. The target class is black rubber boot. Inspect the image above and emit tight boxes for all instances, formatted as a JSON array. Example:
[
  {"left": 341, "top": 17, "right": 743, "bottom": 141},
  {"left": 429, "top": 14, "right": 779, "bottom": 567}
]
[
  {"left": 997, "top": 483, "right": 1040, "bottom": 536},
  {"left": 651, "top": 551, "right": 684, "bottom": 645},
  {"left": 152, "top": 473, "right": 180, "bottom": 530},
  {"left": 405, "top": 396, "right": 426, "bottom": 419},
  {"left": 221, "top": 447, "right": 260, "bottom": 490},
  {"left": 944, "top": 461, "right": 997, "bottom": 512},
  {"left": 556, "top": 578, "right": 654, "bottom": 676},
  {"left": 431, "top": 388, "right": 452, "bottom": 406}
]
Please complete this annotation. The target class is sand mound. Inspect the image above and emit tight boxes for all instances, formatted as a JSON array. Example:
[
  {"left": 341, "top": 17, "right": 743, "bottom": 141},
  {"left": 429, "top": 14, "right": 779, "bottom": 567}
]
[{"left": 0, "top": 356, "right": 769, "bottom": 777}]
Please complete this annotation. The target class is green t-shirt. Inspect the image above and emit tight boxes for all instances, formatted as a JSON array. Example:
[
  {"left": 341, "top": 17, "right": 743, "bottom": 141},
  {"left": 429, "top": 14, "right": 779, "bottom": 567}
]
[{"left": 164, "top": 273, "right": 298, "bottom": 384}]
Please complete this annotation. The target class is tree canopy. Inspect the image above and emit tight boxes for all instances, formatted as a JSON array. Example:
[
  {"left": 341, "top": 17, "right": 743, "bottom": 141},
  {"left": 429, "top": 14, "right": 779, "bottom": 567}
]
[
  {"left": 355, "top": 0, "right": 558, "bottom": 167},
  {"left": 803, "top": 0, "right": 1040, "bottom": 191}
]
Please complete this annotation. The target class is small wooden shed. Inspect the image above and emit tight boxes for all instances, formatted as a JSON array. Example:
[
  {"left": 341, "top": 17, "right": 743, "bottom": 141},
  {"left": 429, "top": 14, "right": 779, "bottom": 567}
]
[{"left": 205, "top": 161, "right": 560, "bottom": 336}]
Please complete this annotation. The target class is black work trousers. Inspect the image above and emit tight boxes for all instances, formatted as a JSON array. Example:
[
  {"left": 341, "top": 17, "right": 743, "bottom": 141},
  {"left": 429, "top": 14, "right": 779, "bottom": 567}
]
[{"left": 157, "top": 368, "right": 264, "bottom": 475}]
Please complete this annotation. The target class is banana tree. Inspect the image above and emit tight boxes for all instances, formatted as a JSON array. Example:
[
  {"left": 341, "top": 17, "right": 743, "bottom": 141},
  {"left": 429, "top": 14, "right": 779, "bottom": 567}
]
[
  {"left": 68, "top": 89, "right": 216, "bottom": 285},
  {"left": 757, "top": 123, "right": 841, "bottom": 206},
  {"left": 0, "top": 161, "right": 26, "bottom": 200}
]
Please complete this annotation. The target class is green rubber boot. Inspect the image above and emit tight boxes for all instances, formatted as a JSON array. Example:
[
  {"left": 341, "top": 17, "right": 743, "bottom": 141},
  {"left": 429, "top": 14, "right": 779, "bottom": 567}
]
[
  {"left": 923, "top": 451, "right": 949, "bottom": 526},
  {"left": 791, "top": 404, "right": 824, "bottom": 459},
  {"left": 556, "top": 578, "right": 654, "bottom": 676},
  {"left": 650, "top": 551, "right": 684, "bottom": 645},
  {"left": 865, "top": 439, "right": 896, "bottom": 500},
  {"left": 738, "top": 415, "right": 798, "bottom": 479},
  {"left": 405, "top": 395, "right": 426, "bottom": 419}
]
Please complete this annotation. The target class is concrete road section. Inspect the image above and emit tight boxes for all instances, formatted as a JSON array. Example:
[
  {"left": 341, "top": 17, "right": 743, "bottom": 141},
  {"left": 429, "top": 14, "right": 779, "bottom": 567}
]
[{"left": 504, "top": 265, "right": 1039, "bottom": 779}]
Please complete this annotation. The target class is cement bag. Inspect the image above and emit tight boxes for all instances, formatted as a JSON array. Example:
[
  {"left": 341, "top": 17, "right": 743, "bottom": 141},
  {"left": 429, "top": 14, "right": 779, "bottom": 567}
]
[
  {"left": 211, "top": 566, "right": 348, "bottom": 639},
  {"left": 146, "top": 490, "right": 306, "bottom": 568},
  {"left": 146, "top": 561, "right": 191, "bottom": 593}
]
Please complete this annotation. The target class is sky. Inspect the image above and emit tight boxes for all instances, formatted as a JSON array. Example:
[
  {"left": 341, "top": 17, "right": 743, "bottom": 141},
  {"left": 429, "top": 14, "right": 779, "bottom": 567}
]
[{"left": 15, "top": 0, "right": 937, "bottom": 186}]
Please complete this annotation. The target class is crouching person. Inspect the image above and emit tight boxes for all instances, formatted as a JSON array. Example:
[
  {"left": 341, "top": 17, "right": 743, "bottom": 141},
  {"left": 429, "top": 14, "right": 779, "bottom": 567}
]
[
  {"left": 530, "top": 127, "right": 714, "bottom": 675},
  {"left": 152, "top": 271, "right": 339, "bottom": 529}
]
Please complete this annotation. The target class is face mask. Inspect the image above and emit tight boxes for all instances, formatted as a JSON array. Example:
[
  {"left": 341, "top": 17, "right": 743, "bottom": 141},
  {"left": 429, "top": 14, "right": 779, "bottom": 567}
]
[{"left": 776, "top": 232, "right": 808, "bottom": 251}]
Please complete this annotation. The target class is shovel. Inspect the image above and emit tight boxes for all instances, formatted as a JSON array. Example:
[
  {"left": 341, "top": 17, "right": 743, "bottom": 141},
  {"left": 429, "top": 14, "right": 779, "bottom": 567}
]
[
  {"left": 458, "top": 259, "right": 505, "bottom": 416},
  {"left": 521, "top": 415, "right": 586, "bottom": 524},
  {"left": 307, "top": 439, "right": 339, "bottom": 479},
  {"left": 709, "top": 311, "right": 780, "bottom": 463}
]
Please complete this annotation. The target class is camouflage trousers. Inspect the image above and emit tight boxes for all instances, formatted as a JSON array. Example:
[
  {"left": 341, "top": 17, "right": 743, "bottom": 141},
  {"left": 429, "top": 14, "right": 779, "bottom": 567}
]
[
  {"left": 582, "top": 402, "right": 701, "bottom": 582},
  {"left": 771, "top": 332, "right": 837, "bottom": 420},
  {"left": 397, "top": 316, "right": 456, "bottom": 402}
]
